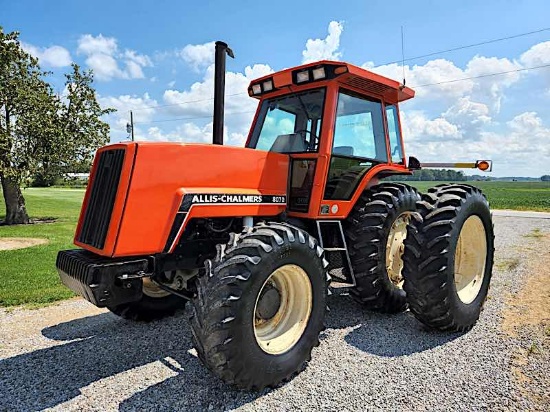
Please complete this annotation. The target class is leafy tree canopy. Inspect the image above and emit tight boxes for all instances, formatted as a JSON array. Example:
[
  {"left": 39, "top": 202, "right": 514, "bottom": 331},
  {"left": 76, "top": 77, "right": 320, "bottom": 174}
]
[{"left": 0, "top": 27, "right": 114, "bottom": 224}]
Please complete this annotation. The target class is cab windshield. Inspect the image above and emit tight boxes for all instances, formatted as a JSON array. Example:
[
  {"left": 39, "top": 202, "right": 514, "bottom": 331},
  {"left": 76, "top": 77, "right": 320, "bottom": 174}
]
[{"left": 247, "top": 88, "right": 325, "bottom": 153}]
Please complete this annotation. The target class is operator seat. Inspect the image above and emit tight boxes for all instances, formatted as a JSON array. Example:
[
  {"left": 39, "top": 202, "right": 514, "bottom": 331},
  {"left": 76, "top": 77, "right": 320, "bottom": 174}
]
[{"left": 270, "top": 133, "right": 307, "bottom": 153}]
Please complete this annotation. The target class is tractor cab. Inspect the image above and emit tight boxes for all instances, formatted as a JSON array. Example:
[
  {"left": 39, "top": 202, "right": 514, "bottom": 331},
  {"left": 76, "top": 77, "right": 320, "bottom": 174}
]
[{"left": 246, "top": 61, "right": 415, "bottom": 218}]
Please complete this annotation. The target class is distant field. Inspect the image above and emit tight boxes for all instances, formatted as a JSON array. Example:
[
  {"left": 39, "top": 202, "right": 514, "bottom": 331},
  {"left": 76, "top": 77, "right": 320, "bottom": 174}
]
[
  {"left": 409, "top": 181, "right": 550, "bottom": 212},
  {"left": 0, "top": 181, "right": 548, "bottom": 307}
]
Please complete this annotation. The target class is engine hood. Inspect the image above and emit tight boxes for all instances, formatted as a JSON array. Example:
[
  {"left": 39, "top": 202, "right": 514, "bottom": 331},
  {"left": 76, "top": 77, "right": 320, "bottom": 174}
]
[{"left": 76, "top": 142, "right": 289, "bottom": 257}]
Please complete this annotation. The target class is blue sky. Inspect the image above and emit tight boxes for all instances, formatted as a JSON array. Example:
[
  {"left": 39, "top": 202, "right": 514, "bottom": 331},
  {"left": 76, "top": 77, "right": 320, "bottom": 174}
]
[{"left": 4, "top": 0, "right": 550, "bottom": 176}]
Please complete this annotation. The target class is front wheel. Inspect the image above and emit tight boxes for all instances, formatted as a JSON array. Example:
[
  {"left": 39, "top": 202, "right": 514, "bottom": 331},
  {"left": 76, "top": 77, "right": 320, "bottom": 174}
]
[
  {"left": 190, "top": 222, "right": 328, "bottom": 390},
  {"left": 403, "top": 184, "right": 495, "bottom": 332},
  {"left": 107, "top": 272, "right": 191, "bottom": 321}
]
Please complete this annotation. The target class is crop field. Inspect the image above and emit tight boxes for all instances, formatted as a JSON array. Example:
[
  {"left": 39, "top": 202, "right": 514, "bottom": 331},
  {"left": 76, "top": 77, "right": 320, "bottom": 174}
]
[
  {"left": 409, "top": 181, "right": 550, "bottom": 212},
  {"left": 0, "top": 181, "right": 548, "bottom": 307}
]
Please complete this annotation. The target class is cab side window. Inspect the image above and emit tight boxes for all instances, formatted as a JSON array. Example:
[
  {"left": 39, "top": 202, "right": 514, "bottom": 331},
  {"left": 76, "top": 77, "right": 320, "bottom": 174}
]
[{"left": 386, "top": 104, "right": 404, "bottom": 163}]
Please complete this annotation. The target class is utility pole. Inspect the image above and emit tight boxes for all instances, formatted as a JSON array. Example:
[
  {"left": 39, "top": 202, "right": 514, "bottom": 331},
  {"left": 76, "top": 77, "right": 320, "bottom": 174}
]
[
  {"left": 130, "top": 110, "right": 135, "bottom": 141},
  {"left": 127, "top": 111, "right": 135, "bottom": 141}
]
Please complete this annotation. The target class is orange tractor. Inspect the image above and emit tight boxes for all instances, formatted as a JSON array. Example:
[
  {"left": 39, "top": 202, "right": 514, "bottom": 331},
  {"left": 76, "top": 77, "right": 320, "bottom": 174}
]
[{"left": 56, "top": 42, "right": 494, "bottom": 390}]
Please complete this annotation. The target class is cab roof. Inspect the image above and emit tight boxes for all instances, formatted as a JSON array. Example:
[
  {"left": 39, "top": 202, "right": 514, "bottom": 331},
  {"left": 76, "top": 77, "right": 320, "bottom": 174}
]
[{"left": 248, "top": 60, "right": 415, "bottom": 104}]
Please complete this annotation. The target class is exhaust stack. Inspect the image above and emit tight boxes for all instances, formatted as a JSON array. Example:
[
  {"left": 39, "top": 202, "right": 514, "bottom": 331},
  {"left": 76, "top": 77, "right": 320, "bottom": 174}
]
[{"left": 213, "top": 41, "right": 234, "bottom": 145}]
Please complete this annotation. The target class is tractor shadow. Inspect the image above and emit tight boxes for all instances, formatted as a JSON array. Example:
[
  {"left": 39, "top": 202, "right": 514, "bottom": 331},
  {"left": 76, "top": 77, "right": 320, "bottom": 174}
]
[
  {"left": 0, "top": 293, "right": 464, "bottom": 411},
  {"left": 0, "top": 309, "right": 262, "bottom": 411},
  {"left": 325, "top": 291, "right": 465, "bottom": 357}
]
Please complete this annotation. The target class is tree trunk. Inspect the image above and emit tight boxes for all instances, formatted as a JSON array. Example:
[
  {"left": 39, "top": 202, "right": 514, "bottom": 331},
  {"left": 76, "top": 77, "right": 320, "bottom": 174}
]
[{"left": 0, "top": 173, "right": 30, "bottom": 225}]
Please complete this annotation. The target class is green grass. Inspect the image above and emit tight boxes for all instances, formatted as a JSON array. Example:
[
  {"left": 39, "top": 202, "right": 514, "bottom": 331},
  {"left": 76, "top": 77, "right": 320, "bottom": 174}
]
[
  {"left": 409, "top": 181, "right": 550, "bottom": 212},
  {"left": 0, "top": 180, "right": 549, "bottom": 307},
  {"left": 0, "top": 188, "right": 84, "bottom": 307}
]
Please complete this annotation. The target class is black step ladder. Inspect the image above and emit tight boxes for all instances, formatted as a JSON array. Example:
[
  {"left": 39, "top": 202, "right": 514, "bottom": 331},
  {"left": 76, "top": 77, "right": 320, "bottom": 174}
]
[{"left": 316, "top": 220, "right": 355, "bottom": 287}]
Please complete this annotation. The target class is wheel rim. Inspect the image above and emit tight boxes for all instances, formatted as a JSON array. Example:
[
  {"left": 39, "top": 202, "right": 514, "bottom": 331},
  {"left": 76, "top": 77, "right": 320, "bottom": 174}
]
[
  {"left": 385, "top": 212, "right": 412, "bottom": 289},
  {"left": 454, "top": 215, "right": 487, "bottom": 304},
  {"left": 254, "top": 264, "right": 312, "bottom": 355}
]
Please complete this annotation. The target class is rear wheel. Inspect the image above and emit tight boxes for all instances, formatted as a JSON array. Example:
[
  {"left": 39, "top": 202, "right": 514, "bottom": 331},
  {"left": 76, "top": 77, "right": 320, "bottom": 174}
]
[
  {"left": 107, "top": 271, "right": 191, "bottom": 321},
  {"left": 345, "top": 183, "right": 420, "bottom": 313},
  {"left": 190, "top": 222, "right": 328, "bottom": 390},
  {"left": 403, "top": 184, "right": 495, "bottom": 331}
]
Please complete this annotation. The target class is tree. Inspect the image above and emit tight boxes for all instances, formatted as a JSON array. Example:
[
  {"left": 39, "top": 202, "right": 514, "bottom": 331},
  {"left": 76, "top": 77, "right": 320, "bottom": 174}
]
[
  {"left": 0, "top": 28, "right": 114, "bottom": 224},
  {"left": 542, "top": 175, "right": 550, "bottom": 182}
]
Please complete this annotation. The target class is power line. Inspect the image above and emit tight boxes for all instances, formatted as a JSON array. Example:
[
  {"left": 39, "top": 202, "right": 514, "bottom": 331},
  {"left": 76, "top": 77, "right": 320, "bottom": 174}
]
[
  {"left": 133, "top": 109, "right": 255, "bottom": 125},
  {"left": 412, "top": 63, "right": 550, "bottom": 88},
  {"left": 380, "top": 27, "right": 550, "bottom": 66},
  {"left": 134, "top": 64, "right": 550, "bottom": 125},
  {"left": 128, "top": 26, "right": 549, "bottom": 116},
  {"left": 131, "top": 91, "right": 247, "bottom": 111}
]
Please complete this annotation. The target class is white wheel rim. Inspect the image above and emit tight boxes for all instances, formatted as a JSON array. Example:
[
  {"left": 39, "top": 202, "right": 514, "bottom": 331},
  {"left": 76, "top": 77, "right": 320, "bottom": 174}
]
[
  {"left": 254, "top": 264, "right": 312, "bottom": 355},
  {"left": 142, "top": 278, "right": 171, "bottom": 298},
  {"left": 454, "top": 215, "right": 487, "bottom": 304},
  {"left": 142, "top": 270, "right": 196, "bottom": 298},
  {"left": 385, "top": 212, "right": 411, "bottom": 289}
]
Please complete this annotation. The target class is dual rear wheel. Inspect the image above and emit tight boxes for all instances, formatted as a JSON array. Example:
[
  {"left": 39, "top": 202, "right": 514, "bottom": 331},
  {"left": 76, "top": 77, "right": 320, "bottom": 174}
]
[{"left": 346, "top": 183, "right": 494, "bottom": 332}]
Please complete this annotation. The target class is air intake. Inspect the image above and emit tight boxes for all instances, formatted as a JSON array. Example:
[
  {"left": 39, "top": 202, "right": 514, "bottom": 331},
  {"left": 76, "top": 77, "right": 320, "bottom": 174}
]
[{"left": 76, "top": 149, "right": 125, "bottom": 249}]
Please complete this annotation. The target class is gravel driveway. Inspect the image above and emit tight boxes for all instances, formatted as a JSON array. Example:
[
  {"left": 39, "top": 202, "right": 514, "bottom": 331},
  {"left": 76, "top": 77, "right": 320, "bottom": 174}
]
[{"left": 1, "top": 215, "right": 549, "bottom": 411}]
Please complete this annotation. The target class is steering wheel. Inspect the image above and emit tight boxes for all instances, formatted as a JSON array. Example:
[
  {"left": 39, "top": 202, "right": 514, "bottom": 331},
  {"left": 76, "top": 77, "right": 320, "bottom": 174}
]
[{"left": 295, "top": 129, "right": 317, "bottom": 151}]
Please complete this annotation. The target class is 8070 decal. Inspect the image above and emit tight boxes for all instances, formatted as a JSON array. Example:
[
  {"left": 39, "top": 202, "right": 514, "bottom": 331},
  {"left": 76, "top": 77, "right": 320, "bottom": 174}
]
[{"left": 271, "top": 196, "right": 286, "bottom": 203}]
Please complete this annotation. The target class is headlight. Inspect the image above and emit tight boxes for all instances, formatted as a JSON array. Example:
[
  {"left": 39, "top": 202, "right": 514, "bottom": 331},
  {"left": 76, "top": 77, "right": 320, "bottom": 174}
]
[
  {"left": 263, "top": 80, "right": 273, "bottom": 92},
  {"left": 312, "top": 67, "right": 326, "bottom": 80},
  {"left": 252, "top": 84, "right": 262, "bottom": 95},
  {"left": 296, "top": 70, "right": 310, "bottom": 83}
]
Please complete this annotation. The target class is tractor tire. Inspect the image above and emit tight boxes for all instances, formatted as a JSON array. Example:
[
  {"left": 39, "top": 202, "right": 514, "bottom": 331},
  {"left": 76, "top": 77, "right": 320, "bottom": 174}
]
[
  {"left": 345, "top": 183, "right": 420, "bottom": 313},
  {"left": 190, "top": 222, "right": 328, "bottom": 390},
  {"left": 108, "top": 277, "right": 187, "bottom": 322},
  {"left": 403, "top": 184, "right": 495, "bottom": 332}
]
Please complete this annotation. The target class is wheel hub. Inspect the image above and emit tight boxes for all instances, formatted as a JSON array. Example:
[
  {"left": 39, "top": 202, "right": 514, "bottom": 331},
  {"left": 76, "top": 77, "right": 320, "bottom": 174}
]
[
  {"left": 386, "top": 212, "right": 411, "bottom": 289},
  {"left": 253, "top": 264, "right": 312, "bottom": 355},
  {"left": 255, "top": 283, "right": 281, "bottom": 320},
  {"left": 454, "top": 215, "right": 487, "bottom": 304}
]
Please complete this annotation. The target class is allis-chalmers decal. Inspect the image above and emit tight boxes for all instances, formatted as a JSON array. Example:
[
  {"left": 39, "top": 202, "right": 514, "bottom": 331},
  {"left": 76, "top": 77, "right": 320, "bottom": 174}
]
[
  {"left": 179, "top": 193, "right": 286, "bottom": 212},
  {"left": 190, "top": 194, "right": 286, "bottom": 204},
  {"left": 165, "top": 193, "right": 288, "bottom": 252}
]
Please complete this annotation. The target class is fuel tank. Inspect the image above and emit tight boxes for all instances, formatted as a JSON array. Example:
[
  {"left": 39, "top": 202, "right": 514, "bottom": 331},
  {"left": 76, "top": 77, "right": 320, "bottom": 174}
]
[{"left": 74, "top": 142, "right": 289, "bottom": 257}]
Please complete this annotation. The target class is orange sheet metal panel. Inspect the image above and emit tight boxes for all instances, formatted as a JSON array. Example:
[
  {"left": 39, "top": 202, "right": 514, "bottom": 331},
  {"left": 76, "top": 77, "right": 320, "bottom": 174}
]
[
  {"left": 74, "top": 143, "right": 136, "bottom": 256},
  {"left": 286, "top": 163, "right": 411, "bottom": 220},
  {"left": 112, "top": 142, "right": 288, "bottom": 257}
]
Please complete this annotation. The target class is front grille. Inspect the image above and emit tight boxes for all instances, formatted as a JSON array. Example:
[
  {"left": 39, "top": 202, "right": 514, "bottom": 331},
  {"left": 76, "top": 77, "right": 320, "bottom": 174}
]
[{"left": 76, "top": 149, "right": 125, "bottom": 249}]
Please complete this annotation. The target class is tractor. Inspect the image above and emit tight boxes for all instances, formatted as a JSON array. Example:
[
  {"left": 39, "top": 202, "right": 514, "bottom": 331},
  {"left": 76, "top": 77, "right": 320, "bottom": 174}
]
[{"left": 56, "top": 42, "right": 495, "bottom": 390}]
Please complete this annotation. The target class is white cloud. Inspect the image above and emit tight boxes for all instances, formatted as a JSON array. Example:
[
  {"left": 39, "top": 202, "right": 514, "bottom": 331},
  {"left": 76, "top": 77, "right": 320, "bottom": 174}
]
[
  {"left": 179, "top": 41, "right": 216, "bottom": 71},
  {"left": 77, "top": 34, "right": 152, "bottom": 81},
  {"left": 99, "top": 93, "right": 158, "bottom": 141},
  {"left": 364, "top": 55, "right": 521, "bottom": 111},
  {"left": 302, "top": 21, "right": 343, "bottom": 63},
  {"left": 520, "top": 41, "right": 550, "bottom": 90},
  {"left": 520, "top": 41, "right": 550, "bottom": 67},
  {"left": 21, "top": 42, "right": 72, "bottom": 67},
  {"left": 77, "top": 34, "right": 117, "bottom": 55},
  {"left": 147, "top": 123, "right": 212, "bottom": 143},
  {"left": 98, "top": 22, "right": 549, "bottom": 176},
  {"left": 442, "top": 97, "right": 492, "bottom": 138},
  {"left": 161, "top": 63, "right": 273, "bottom": 141},
  {"left": 401, "top": 110, "right": 461, "bottom": 142}
]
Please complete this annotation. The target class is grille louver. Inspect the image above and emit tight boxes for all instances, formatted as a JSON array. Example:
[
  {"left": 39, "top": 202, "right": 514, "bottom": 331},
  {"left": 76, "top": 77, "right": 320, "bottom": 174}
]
[{"left": 76, "top": 149, "right": 125, "bottom": 249}]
